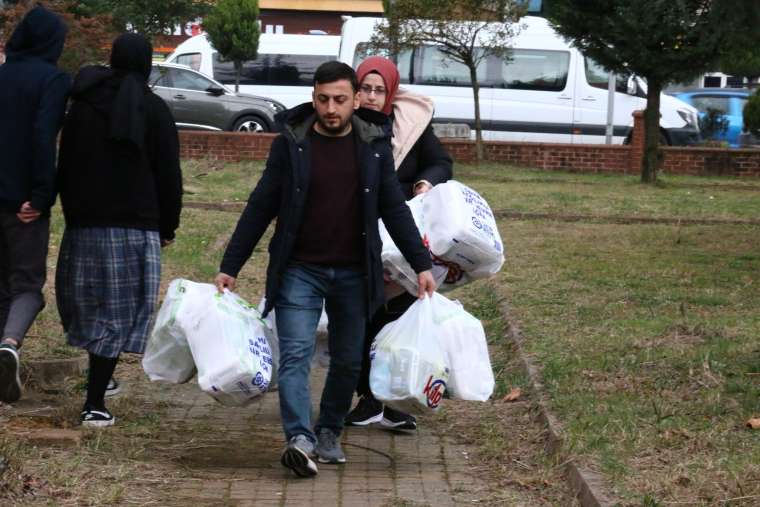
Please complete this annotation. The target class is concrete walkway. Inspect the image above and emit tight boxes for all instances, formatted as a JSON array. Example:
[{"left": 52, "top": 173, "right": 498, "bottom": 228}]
[{"left": 156, "top": 365, "right": 492, "bottom": 507}]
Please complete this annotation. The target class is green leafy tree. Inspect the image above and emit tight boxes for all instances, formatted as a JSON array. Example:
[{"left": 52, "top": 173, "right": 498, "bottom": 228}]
[
  {"left": 744, "top": 90, "right": 760, "bottom": 138},
  {"left": 717, "top": 1, "right": 760, "bottom": 85},
  {"left": 73, "top": 0, "right": 211, "bottom": 39},
  {"left": 203, "top": 0, "right": 260, "bottom": 93},
  {"left": 698, "top": 108, "right": 729, "bottom": 142},
  {"left": 373, "top": 0, "right": 524, "bottom": 162},
  {"left": 546, "top": 1, "right": 753, "bottom": 183},
  {"left": 1, "top": 1, "right": 115, "bottom": 75}
]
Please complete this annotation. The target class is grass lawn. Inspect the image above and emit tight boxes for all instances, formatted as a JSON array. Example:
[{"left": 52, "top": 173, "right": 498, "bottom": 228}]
[{"left": 17, "top": 159, "right": 760, "bottom": 505}]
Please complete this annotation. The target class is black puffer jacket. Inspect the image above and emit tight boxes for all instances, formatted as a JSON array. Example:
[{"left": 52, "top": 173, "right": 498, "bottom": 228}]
[{"left": 220, "top": 103, "right": 432, "bottom": 317}]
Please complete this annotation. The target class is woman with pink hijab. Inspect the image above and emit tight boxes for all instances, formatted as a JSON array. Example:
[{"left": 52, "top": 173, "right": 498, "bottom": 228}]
[{"left": 345, "top": 56, "right": 452, "bottom": 431}]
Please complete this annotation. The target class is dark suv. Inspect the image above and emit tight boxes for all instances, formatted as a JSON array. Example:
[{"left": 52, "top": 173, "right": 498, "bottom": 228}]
[{"left": 149, "top": 63, "right": 286, "bottom": 132}]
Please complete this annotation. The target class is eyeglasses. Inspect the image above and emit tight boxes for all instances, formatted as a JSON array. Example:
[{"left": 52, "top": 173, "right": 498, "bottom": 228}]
[{"left": 359, "top": 85, "right": 387, "bottom": 96}]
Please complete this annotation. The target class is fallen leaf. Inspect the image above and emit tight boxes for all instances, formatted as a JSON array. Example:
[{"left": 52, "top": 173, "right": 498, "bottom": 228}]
[
  {"left": 503, "top": 387, "right": 522, "bottom": 402},
  {"left": 746, "top": 418, "right": 760, "bottom": 429}
]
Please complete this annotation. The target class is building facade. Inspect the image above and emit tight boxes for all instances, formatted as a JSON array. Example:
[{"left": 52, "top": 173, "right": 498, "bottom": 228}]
[{"left": 258, "top": 0, "right": 383, "bottom": 35}]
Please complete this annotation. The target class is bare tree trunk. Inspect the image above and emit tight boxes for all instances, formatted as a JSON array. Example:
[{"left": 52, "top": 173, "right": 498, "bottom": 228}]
[
  {"left": 641, "top": 79, "right": 662, "bottom": 183},
  {"left": 234, "top": 60, "right": 241, "bottom": 93},
  {"left": 469, "top": 65, "right": 484, "bottom": 163}
]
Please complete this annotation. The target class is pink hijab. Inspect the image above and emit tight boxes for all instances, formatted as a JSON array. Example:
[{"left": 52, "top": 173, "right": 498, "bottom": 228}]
[{"left": 356, "top": 56, "right": 400, "bottom": 115}]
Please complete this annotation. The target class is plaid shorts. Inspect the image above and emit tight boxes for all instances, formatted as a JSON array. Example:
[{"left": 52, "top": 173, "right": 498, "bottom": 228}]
[{"left": 56, "top": 227, "right": 161, "bottom": 358}]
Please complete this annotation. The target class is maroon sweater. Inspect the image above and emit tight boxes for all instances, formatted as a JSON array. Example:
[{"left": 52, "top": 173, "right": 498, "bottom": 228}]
[{"left": 292, "top": 129, "right": 363, "bottom": 267}]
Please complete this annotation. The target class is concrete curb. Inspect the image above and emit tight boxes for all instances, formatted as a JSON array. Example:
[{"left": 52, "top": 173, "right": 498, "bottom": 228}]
[{"left": 497, "top": 294, "right": 618, "bottom": 507}]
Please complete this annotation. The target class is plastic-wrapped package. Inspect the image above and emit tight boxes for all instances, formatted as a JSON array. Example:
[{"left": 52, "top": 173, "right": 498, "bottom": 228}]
[
  {"left": 369, "top": 296, "right": 449, "bottom": 414},
  {"left": 142, "top": 279, "right": 198, "bottom": 384},
  {"left": 144, "top": 279, "right": 273, "bottom": 406},
  {"left": 422, "top": 181, "right": 505, "bottom": 283}
]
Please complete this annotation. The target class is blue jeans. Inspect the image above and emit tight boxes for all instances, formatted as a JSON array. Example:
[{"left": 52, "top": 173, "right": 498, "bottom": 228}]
[{"left": 275, "top": 262, "right": 367, "bottom": 443}]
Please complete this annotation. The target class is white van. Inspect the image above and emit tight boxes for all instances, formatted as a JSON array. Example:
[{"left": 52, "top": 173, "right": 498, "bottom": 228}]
[
  {"left": 167, "top": 33, "right": 341, "bottom": 109},
  {"left": 339, "top": 16, "right": 700, "bottom": 145}
]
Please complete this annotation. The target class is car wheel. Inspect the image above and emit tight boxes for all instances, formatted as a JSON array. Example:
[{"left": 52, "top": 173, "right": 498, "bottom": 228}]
[{"left": 233, "top": 115, "right": 268, "bottom": 133}]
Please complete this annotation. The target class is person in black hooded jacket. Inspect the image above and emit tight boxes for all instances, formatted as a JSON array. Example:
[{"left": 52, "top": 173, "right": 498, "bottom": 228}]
[
  {"left": 55, "top": 33, "right": 182, "bottom": 427},
  {"left": 0, "top": 5, "right": 70, "bottom": 404}
]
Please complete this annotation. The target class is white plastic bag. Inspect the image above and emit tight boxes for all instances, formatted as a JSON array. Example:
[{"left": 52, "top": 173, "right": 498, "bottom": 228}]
[
  {"left": 256, "top": 298, "right": 280, "bottom": 388},
  {"left": 429, "top": 294, "right": 494, "bottom": 401},
  {"left": 142, "top": 279, "right": 197, "bottom": 384},
  {"left": 186, "top": 287, "right": 273, "bottom": 406},
  {"left": 369, "top": 296, "right": 449, "bottom": 414},
  {"left": 422, "top": 181, "right": 505, "bottom": 283}
]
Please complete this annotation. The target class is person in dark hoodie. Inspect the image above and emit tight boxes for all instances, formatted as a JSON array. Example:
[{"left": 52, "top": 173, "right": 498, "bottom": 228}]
[
  {"left": 55, "top": 33, "right": 182, "bottom": 427},
  {"left": 0, "top": 5, "right": 70, "bottom": 404},
  {"left": 215, "top": 61, "right": 435, "bottom": 477}
]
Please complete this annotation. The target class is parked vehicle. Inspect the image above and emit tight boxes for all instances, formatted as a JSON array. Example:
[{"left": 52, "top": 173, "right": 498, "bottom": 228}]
[
  {"left": 165, "top": 33, "right": 341, "bottom": 109},
  {"left": 339, "top": 16, "right": 700, "bottom": 145},
  {"left": 673, "top": 88, "right": 752, "bottom": 147},
  {"left": 149, "top": 63, "right": 286, "bottom": 133}
]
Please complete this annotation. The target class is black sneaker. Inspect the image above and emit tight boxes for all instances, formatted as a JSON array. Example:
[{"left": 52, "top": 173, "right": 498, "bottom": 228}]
[
  {"left": 81, "top": 407, "right": 115, "bottom": 428},
  {"left": 105, "top": 378, "right": 121, "bottom": 398},
  {"left": 0, "top": 343, "right": 21, "bottom": 404},
  {"left": 381, "top": 405, "right": 417, "bottom": 431},
  {"left": 281, "top": 434, "right": 318, "bottom": 477},
  {"left": 344, "top": 395, "right": 383, "bottom": 426},
  {"left": 315, "top": 428, "right": 346, "bottom": 464}
]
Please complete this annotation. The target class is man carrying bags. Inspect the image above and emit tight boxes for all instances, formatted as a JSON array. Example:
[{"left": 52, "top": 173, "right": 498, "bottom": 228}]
[{"left": 215, "top": 61, "right": 435, "bottom": 477}]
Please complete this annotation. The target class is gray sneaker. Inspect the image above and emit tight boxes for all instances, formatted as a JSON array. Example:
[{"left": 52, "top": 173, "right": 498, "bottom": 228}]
[
  {"left": 315, "top": 428, "right": 346, "bottom": 464},
  {"left": 281, "top": 434, "right": 318, "bottom": 477}
]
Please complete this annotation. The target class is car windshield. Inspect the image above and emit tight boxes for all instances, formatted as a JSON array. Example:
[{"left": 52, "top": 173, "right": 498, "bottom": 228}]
[{"left": 691, "top": 96, "right": 731, "bottom": 114}]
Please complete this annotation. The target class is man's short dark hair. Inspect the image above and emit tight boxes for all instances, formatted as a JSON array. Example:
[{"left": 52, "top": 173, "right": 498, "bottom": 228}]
[{"left": 313, "top": 61, "right": 358, "bottom": 92}]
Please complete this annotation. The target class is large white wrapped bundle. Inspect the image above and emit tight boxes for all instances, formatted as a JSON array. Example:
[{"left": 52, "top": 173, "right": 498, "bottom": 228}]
[
  {"left": 378, "top": 208, "right": 447, "bottom": 295},
  {"left": 142, "top": 279, "right": 197, "bottom": 384},
  {"left": 184, "top": 286, "right": 273, "bottom": 406},
  {"left": 378, "top": 183, "right": 504, "bottom": 295},
  {"left": 370, "top": 296, "right": 449, "bottom": 414},
  {"left": 422, "top": 181, "right": 505, "bottom": 281},
  {"left": 431, "top": 295, "right": 494, "bottom": 401}
]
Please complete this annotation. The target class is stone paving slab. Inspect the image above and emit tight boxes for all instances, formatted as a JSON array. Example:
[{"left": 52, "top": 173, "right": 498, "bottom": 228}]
[{"left": 154, "top": 365, "right": 491, "bottom": 507}]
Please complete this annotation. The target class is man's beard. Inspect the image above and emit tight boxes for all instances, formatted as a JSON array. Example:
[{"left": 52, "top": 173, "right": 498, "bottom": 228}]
[{"left": 316, "top": 114, "right": 351, "bottom": 135}]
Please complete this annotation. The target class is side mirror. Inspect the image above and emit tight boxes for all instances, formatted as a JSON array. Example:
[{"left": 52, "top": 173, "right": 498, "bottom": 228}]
[
  {"left": 626, "top": 76, "right": 638, "bottom": 96},
  {"left": 206, "top": 86, "right": 225, "bottom": 97}
]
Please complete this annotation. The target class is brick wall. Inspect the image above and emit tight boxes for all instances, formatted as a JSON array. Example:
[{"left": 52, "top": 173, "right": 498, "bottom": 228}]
[
  {"left": 178, "top": 115, "right": 760, "bottom": 177},
  {"left": 442, "top": 139, "right": 632, "bottom": 174},
  {"left": 179, "top": 131, "right": 276, "bottom": 161},
  {"left": 661, "top": 147, "right": 760, "bottom": 176}
]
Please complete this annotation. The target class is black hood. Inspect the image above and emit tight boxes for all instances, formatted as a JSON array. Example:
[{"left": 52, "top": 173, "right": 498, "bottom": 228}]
[
  {"left": 70, "top": 65, "right": 121, "bottom": 115},
  {"left": 5, "top": 5, "right": 67, "bottom": 65},
  {"left": 70, "top": 33, "right": 154, "bottom": 155}
]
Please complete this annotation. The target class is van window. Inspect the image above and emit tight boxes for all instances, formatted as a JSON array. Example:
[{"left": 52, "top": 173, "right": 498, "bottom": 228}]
[
  {"left": 415, "top": 46, "right": 487, "bottom": 86},
  {"left": 352, "top": 43, "right": 412, "bottom": 84},
  {"left": 584, "top": 57, "right": 629, "bottom": 94},
  {"left": 175, "top": 53, "right": 202, "bottom": 72},
  {"left": 497, "top": 49, "right": 569, "bottom": 91},
  {"left": 213, "top": 54, "right": 335, "bottom": 86}
]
